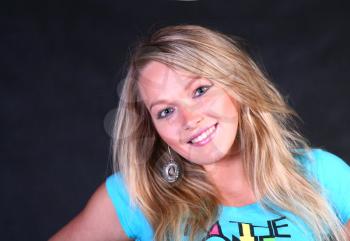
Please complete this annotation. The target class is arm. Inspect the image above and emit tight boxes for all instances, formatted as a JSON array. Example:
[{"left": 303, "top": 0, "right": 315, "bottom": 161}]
[
  {"left": 346, "top": 221, "right": 350, "bottom": 240},
  {"left": 49, "top": 183, "right": 131, "bottom": 241}
]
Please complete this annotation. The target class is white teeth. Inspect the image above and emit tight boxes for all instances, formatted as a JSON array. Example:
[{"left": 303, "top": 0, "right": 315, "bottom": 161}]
[{"left": 191, "top": 125, "right": 216, "bottom": 144}]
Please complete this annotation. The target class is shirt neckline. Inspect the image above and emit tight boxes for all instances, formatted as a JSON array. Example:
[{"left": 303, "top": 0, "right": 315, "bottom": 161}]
[{"left": 220, "top": 201, "right": 260, "bottom": 211}]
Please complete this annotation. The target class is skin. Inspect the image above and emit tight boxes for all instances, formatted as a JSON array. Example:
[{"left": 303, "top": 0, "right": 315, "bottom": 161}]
[
  {"left": 137, "top": 61, "right": 256, "bottom": 206},
  {"left": 48, "top": 183, "right": 131, "bottom": 241},
  {"left": 48, "top": 61, "right": 350, "bottom": 240},
  {"left": 138, "top": 61, "right": 239, "bottom": 166}
]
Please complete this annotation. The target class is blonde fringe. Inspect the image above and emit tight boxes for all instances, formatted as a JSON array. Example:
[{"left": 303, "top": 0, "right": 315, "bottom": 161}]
[{"left": 112, "top": 25, "right": 348, "bottom": 241}]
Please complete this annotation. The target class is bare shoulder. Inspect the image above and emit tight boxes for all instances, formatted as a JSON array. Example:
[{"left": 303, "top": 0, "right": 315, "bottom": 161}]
[{"left": 49, "top": 182, "right": 131, "bottom": 241}]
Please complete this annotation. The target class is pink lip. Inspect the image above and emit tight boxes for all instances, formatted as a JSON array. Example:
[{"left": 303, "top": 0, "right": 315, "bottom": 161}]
[{"left": 188, "top": 123, "right": 218, "bottom": 146}]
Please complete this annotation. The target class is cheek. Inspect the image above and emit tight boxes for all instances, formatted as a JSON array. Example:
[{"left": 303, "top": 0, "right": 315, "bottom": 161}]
[
  {"left": 206, "top": 94, "right": 238, "bottom": 122},
  {"left": 153, "top": 121, "right": 181, "bottom": 146},
  {"left": 153, "top": 120, "right": 191, "bottom": 160}
]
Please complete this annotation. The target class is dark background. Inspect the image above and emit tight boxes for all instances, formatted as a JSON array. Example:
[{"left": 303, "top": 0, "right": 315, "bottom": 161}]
[{"left": 1, "top": 1, "right": 350, "bottom": 240}]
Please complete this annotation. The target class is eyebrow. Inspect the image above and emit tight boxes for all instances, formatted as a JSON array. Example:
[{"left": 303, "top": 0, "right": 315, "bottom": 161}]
[{"left": 149, "top": 76, "right": 201, "bottom": 111}]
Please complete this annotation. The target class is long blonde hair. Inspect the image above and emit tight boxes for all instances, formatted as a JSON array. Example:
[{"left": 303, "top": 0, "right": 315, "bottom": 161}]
[{"left": 111, "top": 25, "right": 347, "bottom": 241}]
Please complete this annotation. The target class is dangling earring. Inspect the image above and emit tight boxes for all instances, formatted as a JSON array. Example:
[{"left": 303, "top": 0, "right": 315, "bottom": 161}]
[{"left": 162, "top": 146, "right": 182, "bottom": 183}]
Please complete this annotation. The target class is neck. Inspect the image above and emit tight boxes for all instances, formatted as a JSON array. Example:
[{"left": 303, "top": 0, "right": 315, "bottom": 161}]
[{"left": 203, "top": 149, "right": 257, "bottom": 207}]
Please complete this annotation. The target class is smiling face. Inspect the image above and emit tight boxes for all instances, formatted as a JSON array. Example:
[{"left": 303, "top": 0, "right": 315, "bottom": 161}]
[{"left": 138, "top": 61, "right": 240, "bottom": 167}]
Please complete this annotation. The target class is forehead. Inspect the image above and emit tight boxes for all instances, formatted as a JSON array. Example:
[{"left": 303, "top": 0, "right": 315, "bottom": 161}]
[
  {"left": 137, "top": 61, "right": 197, "bottom": 99},
  {"left": 139, "top": 61, "right": 194, "bottom": 87}
]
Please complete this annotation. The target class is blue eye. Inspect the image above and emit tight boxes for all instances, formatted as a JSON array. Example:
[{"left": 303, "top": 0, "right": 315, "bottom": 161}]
[
  {"left": 156, "top": 85, "right": 212, "bottom": 120},
  {"left": 193, "top": 85, "right": 211, "bottom": 97},
  {"left": 157, "top": 107, "right": 175, "bottom": 119}
]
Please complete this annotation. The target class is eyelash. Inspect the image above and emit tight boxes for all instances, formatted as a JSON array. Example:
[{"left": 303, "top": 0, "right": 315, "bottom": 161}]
[{"left": 156, "top": 85, "right": 212, "bottom": 119}]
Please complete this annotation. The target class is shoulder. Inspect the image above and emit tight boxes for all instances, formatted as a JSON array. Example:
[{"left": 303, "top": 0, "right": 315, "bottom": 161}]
[
  {"left": 297, "top": 148, "right": 350, "bottom": 180},
  {"left": 297, "top": 148, "right": 350, "bottom": 224},
  {"left": 105, "top": 173, "right": 154, "bottom": 240},
  {"left": 80, "top": 182, "right": 131, "bottom": 240},
  {"left": 105, "top": 173, "right": 130, "bottom": 206}
]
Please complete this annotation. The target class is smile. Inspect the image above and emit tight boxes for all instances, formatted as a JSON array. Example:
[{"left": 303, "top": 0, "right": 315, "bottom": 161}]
[{"left": 189, "top": 123, "right": 218, "bottom": 146}]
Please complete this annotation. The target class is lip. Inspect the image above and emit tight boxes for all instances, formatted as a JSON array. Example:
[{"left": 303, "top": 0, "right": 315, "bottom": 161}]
[{"left": 187, "top": 123, "right": 218, "bottom": 145}]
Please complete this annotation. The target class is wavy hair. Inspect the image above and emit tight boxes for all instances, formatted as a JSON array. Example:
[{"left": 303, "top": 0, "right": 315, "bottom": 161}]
[{"left": 111, "top": 25, "right": 347, "bottom": 241}]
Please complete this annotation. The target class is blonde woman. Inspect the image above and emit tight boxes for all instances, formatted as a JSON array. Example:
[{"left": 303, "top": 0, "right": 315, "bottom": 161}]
[{"left": 49, "top": 25, "right": 350, "bottom": 241}]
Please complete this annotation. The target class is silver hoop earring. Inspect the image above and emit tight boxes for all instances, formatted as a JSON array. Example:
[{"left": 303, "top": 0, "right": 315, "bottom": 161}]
[{"left": 162, "top": 146, "right": 181, "bottom": 183}]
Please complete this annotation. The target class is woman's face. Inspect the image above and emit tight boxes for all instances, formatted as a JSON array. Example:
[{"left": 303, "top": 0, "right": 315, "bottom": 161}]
[{"left": 138, "top": 61, "right": 239, "bottom": 167}]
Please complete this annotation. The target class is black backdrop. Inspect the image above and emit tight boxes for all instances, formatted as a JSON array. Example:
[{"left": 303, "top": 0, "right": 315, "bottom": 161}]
[{"left": 1, "top": 1, "right": 350, "bottom": 240}]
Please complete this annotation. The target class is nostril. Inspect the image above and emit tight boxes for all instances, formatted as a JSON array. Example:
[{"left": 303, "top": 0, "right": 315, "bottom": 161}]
[{"left": 183, "top": 116, "right": 203, "bottom": 131}]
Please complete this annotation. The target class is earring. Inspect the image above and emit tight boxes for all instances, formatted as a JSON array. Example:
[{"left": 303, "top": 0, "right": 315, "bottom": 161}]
[{"left": 162, "top": 146, "right": 181, "bottom": 183}]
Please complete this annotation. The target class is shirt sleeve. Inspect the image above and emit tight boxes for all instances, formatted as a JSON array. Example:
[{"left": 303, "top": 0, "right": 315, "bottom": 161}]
[
  {"left": 309, "top": 149, "right": 350, "bottom": 224},
  {"left": 105, "top": 173, "right": 153, "bottom": 240}
]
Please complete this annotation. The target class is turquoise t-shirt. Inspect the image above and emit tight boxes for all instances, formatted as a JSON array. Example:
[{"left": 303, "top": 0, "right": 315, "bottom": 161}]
[{"left": 105, "top": 149, "right": 350, "bottom": 241}]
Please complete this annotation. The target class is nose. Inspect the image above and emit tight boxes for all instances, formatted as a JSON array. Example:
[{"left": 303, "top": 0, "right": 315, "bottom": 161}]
[{"left": 182, "top": 105, "right": 203, "bottom": 130}]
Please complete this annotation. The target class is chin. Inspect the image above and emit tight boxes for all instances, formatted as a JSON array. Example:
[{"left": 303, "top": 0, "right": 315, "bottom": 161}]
[{"left": 187, "top": 147, "right": 231, "bottom": 166}]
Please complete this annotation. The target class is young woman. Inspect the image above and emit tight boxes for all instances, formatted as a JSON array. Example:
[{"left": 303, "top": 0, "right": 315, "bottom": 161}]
[{"left": 49, "top": 25, "right": 350, "bottom": 241}]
